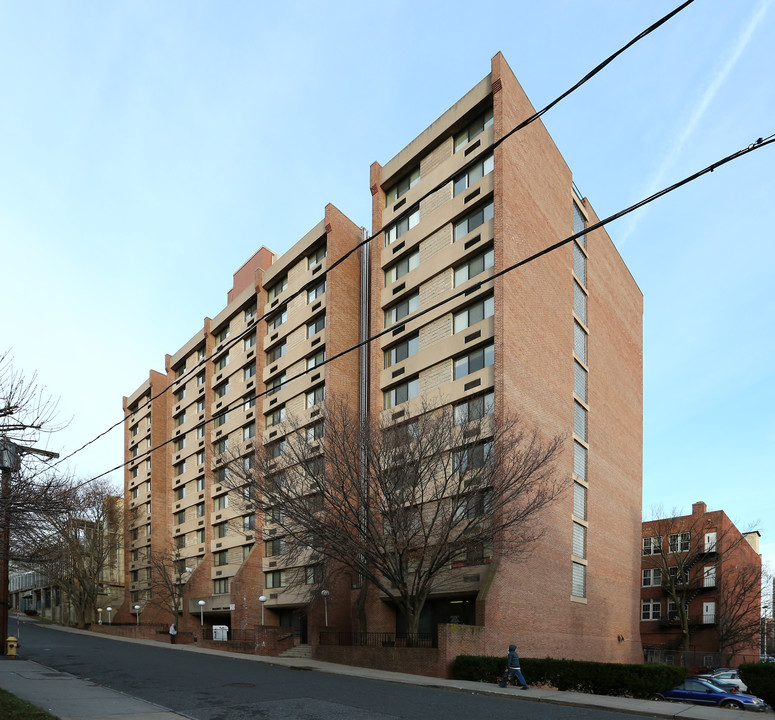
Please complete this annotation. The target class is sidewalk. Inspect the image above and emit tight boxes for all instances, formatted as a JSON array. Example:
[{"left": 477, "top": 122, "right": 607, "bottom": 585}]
[{"left": 0, "top": 621, "right": 759, "bottom": 720}]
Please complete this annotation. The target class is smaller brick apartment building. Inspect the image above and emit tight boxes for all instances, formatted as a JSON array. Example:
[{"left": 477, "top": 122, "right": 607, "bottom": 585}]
[{"left": 640, "top": 501, "right": 761, "bottom": 667}]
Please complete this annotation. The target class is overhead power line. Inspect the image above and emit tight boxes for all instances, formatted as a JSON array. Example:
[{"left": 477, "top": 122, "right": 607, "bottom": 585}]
[
  {"left": 53, "top": 0, "right": 697, "bottom": 471},
  {"left": 77, "top": 132, "right": 774, "bottom": 487}
]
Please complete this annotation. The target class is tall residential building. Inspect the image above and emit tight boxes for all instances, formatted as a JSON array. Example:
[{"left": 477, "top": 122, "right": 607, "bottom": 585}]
[{"left": 121, "top": 52, "right": 643, "bottom": 668}]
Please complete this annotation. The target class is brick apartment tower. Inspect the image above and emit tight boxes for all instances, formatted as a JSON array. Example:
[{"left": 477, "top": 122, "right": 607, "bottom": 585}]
[{"left": 121, "top": 53, "right": 642, "bottom": 667}]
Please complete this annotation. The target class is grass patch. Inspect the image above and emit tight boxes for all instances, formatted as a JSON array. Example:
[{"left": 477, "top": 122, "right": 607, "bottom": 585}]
[{"left": 0, "top": 687, "right": 58, "bottom": 719}]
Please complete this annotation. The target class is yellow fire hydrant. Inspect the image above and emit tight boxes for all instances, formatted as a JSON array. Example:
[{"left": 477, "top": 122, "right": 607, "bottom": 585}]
[{"left": 6, "top": 636, "right": 19, "bottom": 657}]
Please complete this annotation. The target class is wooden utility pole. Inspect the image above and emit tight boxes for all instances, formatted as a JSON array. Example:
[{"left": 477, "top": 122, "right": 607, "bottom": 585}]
[{"left": 0, "top": 439, "right": 58, "bottom": 653}]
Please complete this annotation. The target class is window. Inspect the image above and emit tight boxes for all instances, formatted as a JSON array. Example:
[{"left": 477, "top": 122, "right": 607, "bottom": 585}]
[
  {"left": 455, "top": 442, "right": 492, "bottom": 475},
  {"left": 214, "top": 438, "right": 228, "bottom": 455},
  {"left": 306, "top": 350, "right": 325, "bottom": 370},
  {"left": 454, "top": 246, "right": 494, "bottom": 286},
  {"left": 641, "top": 598, "right": 661, "bottom": 621},
  {"left": 642, "top": 568, "right": 663, "bottom": 587},
  {"left": 197, "top": 425, "right": 205, "bottom": 439},
  {"left": 269, "top": 308, "right": 287, "bottom": 331},
  {"left": 572, "top": 522, "right": 587, "bottom": 559},
  {"left": 267, "top": 275, "right": 288, "bottom": 301},
  {"left": 306, "top": 420, "right": 324, "bottom": 442},
  {"left": 215, "top": 353, "right": 229, "bottom": 372},
  {"left": 268, "top": 439, "right": 286, "bottom": 458},
  {"left": 243, "top": 455, "right": 255, "bottom": 471},
  {"left": 573, "top": 242, "right": 587, "bottom": 285},
  {"left": 384, "top": 207, "right": 420, "bottom": 246},
  {"left": 214, "top": 522, "right": 228, "bottom": 538},
  {"left": 307, "top": 280, "right": 326, "bottom": 303},
  {"left": 242, "top": 544, "right": 253, "bottom": 561},
  {"left": 574, "top": 281, "right": 587, "bottom": 325},
  {"left": 454, "top": 152, "right": 494, "bottom": 195},
  {"left": 574, "top": 361, "right": 587, "bottom": 402},
  {"left": 131, "top": 485, "right": 139, "bottom": 499},
  {"left": 197, "top": 371, "right": 205, "bottom": 386},
  {"left": 266, "top": 570, "right": 287, "bottom": 588},
  {"left": 175, "top": 364, "right": 186, "bottom": 379},
  {"left": 268, "top": 506, "right": 285, "bottom": 523},
  {"left": 244, "top": 302, "right": 257, "bottom": 321},
  {"left": 454, "top": 391, "right": 494, "bottom": 425},
  {"left": 385, "top": 291, "right": 419, "bottom": 327},
  {"left": 307, "top": 315, "right": 326, "bottom": 337},
  {"left": 131, "top": 445, "right": 140, "bottom": 458},
  {"left": 174, "top": 387, "right": 186, "bottom": 403},
  {"left": 574, "top": 321, "right": 587, "bottom": 363},
  {"left": 243, "top": 363, "right": 257, "bottom": 380},
  {"left": 384, "top": 334, "right": 419, "bottom": 368},
  {"left": 243, "top": 393, "right": 256, "bottom": 410},
  {"left": 131, "top": 424, "right": 139, "bottom": 437},
  {"left": 175, "top": 436, "right": 188, "bottom": 453},
  {"left": 385, "top": 166, "right": 420, "bottom": 206},
  {"left": 573, "top": 440, "right": 587, "bottom": 481},
  {"left": 197, "top": 477, "right": 205, "bottom": 491},
  {"left": 196, "top": 502, "right": 205, "bottom": 518},
  {"left": 265, "top": 537, "right": 285, "bottom": 556},
  {"left": 130, "top": 466, "right": 139, "bottom": 480},
  {"left": 573, "top": 202, "right": 587, "bottom": 248},
  {"left": 383, "top": 376, "right": 419, "bottom": 409},
  {"left": 572, "top": 562, "right": 586, "bottom": 598},
  {"left": 454, "top": 343, "right": 494, "bottom": 380},
  {"left": 455, "top": 490, "right": 493, "bottom": 520},
  {"left": 243, "top": 514, "right": 255, "bottom": 531},
  {"left": 454, "top": 108, "right": 493, "bottom": 152},
  {"left": 174, "top": 412, "right": 186, "bottom": 428},
  {"left": 267, "top": 374, "right": 286, "bottom": 396},
  {"left": 573, "top": 482, "right": 587, "bottom": 520},
  {"left": 174, "top": 485, "right": 186, "bottom": 501},
  {"left": 213, "top": 578, "right": 230, "bottom": 594},
  {"left": 197, "top": 345, "right": 206, "bottom": 360},
  {"left": 306, "top": 385, "right": 325, "bottom": 409},
  {"left": 214, "top": 550, "right": 228, "bottom": 567},
  {"left": 453, "top": 295, "right": 494, "bottom": 333},
  {"left": 642, "top": 536, "right": 661, "bottom": 555},
  {"left": 174, "top": 460, "right": 186, "bottom": 477},
  {"left": 214, "top": 411, "right": 229, "bottom": 428},
  {"left": 266, "top": 406, "right": 286, "bottom": 427},
  {"left": 243, "top": 424, "right": 256, "bottom": 441},
  {"left": 385, "top": 249, "right": 419, "bottom": 285},
  {"left": 215, "top": 382, "right": 229, "bottom": 398},
  {"left": 244, "top": 331, "right": 257, "bottom": 350},
  {"left": 174, "top": 510, "right": 186, "bottom": 525},
  {"left": 305, "top": 564, "right": 324, "bottom": 585},
  {"left": 267, "top": 341, "right": 286, "bottom": 364},
  {"left": 196, "top": 528, "right": 205, "bottom": 543},
  {"left": 669, "top": 533, "right": 691, "bottom": 553},
  {"left": 197, "top": 398, "right": 205, "bottom": 412},
  {"left": 574, "top": 401, "right": 587, "bottom": 441},
  {"left": 308, "top": 245, "right": 327, "bottom": 269},
  {"left": 454, "top": 201, "right": 494, "bottom": 242},
  {"left": 214, "top": 494, "right": 229, "bottom": 511},
  {"left": 216, "top": 325, "right": 230, "bottom": 344}
]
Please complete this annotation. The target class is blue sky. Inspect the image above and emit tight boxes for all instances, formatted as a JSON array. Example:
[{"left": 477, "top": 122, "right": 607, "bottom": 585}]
[{"left": 1, "top": 1, "right": 773, "bottom": 574}]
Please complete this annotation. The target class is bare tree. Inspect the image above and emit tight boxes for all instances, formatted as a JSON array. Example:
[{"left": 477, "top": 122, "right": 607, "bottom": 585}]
[
  {"left": 144, "top": 546, "right": 190, "bottom": 628},
  {"left": 642, "top": 507, "right": 760, "bottom": 653},
  {"left": 20, "top": 479, "right": 122, "bottom": 628},
  {"left": 226, "top": 397, "right": 564, "bottom": 639}
]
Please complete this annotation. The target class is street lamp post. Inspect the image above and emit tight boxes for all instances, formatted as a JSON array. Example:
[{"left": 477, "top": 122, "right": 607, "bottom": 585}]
[
  {"left": 259, "top": 595, "right": 267, "bottom": 626},
  {"left": 198, "top": 600, "right": 205, "bottom": 627},
  {"left": 321, "top": 590, "right": 330, "bottom": 627},
  {"left": 106, "top": 606, "right": 113, "bottom": 625},
  {"left": 97, "top": 608, "right": 103, "bottom": 625},
  {"left": 764, "top": 604, "right": 770, "bottom": 658},
  {"left": 134, "top": 605, "right": 141, "bottom": 626}
]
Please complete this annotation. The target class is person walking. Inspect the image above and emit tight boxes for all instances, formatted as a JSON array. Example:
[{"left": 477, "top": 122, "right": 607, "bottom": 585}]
[
  {"left": 499, "top": 644, "right": 528, "bottom": 689},
  {"left": 169, "top": 623, "right": 177, "bottom": 644}
]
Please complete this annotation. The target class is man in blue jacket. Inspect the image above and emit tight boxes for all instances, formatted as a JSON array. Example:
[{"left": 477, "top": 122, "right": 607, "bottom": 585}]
[{"left": 499, "top": 644, "right": 528, "bottom": 689}]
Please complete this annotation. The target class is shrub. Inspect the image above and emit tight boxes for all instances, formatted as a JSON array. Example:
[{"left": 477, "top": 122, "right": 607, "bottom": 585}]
[
  {"left": 453, "top": 655, "right": 685, "bottom": 698},
  {"left": 739, "top": 663, "right": 775, "bottom": 708}
]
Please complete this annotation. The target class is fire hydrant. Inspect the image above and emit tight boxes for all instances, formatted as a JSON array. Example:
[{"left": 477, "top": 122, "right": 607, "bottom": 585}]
[{"left": 5, "top": 636, "right": 19, "bottom": 657}]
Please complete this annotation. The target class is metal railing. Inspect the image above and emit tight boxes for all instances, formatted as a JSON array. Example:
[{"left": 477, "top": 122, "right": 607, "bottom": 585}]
[{"left": 319, "top": 631, "right": 437, "bottom": 648}]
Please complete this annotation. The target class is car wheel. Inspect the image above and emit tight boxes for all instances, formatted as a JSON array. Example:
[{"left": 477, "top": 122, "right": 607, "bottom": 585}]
[
  {"left": 720, "top": 700, "right": 743, "bottom": 710},
  {"left": 651, "top": 695, "right": 664, "bottom": 701}
]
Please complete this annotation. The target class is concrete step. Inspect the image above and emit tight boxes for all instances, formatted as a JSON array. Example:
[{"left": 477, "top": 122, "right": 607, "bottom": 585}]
[{"left": 279, "top": 643, "right": 312, "bottom": 658}]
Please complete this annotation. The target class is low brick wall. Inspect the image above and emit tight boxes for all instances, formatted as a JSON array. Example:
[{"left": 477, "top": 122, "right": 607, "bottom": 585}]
[
  {"left": 314, "top": 644, "right": 442, "bottom": 677},
  {"left": 198, "top": 628, "right": 296, "bottom": 656},
  {"left": 89, "top": 624, "right": 196, "bottom": 645}
]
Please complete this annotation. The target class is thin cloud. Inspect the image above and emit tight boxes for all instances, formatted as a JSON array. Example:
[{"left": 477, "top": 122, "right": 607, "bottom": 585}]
[{"left": 620, "top": 0, "right": 773, "bottom": 244}]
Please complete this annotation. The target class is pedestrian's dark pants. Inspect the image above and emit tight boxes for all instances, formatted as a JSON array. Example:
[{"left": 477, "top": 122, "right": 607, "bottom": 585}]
[{"left": 500, "top": 667, "right": 528, "bottom": 688}]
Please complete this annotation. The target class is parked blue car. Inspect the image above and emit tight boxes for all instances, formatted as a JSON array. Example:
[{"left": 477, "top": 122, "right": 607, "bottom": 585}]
[{"left": 655, "top": 677, "right": 768, "bottom": 711}]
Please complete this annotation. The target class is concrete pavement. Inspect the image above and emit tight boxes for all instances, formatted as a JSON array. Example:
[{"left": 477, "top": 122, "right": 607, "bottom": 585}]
[{"left": 0, "top": 620, "right": 765, "bottom": 720}]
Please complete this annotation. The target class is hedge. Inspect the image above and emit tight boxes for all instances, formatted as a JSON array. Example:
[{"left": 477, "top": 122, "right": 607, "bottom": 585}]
[
  {"left": 453, "top": 655, "right": 686, "bottom": 698},
  {"left": 739, "top": 664, "right": 775, "bottom": 708}
]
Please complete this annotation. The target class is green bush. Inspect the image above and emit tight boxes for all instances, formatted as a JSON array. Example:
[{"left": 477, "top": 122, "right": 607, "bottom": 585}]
[
  {"left": 453, "top": 655, "right": 685, "bottom": 698},
  {"left": 739, "top": 663, "right": 775, "bottom": 708}
]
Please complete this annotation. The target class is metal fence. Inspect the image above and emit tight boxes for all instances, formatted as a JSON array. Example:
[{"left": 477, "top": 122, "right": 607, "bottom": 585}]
[{"left": 319, "top": 631, "right": 437, "bottom": 648}]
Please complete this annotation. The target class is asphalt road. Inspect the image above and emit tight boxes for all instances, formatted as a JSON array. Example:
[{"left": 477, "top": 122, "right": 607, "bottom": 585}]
[{"left": 11, "top": 620, "right": 660, "bottom": 720}]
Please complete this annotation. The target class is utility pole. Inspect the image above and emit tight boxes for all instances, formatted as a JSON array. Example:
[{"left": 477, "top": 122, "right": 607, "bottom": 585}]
[{"left": 0, "top": 438, "right": 58, "bottom": 653}]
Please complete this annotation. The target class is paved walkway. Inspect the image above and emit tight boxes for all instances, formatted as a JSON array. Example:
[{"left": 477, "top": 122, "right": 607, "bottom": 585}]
[{"left": 0, "top": 621, "right": 762, "bottom": 720}]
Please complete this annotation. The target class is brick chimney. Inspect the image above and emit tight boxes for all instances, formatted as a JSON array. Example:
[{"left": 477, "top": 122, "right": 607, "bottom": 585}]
[{"left": 692, "top": 501, "right": 707, "bottom": 516}]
